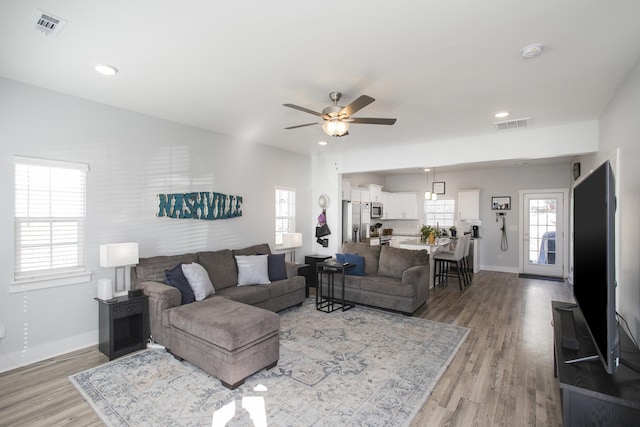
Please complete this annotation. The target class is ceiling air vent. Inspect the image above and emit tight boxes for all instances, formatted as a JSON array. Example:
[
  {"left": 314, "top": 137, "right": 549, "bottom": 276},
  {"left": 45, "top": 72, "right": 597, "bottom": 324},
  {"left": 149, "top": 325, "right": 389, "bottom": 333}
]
[
  {"left": 29, "top": 9, "right": 66, "bottom": 36},
  {"left": 494, "top": 117, "right": 530, "bottom": 131}
]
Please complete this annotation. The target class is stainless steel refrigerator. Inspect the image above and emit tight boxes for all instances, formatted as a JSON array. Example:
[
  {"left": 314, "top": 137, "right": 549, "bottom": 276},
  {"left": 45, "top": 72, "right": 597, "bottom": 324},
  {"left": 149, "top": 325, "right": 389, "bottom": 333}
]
[{"left": 342, "top": 201, "right": 370, "bottom": 243}]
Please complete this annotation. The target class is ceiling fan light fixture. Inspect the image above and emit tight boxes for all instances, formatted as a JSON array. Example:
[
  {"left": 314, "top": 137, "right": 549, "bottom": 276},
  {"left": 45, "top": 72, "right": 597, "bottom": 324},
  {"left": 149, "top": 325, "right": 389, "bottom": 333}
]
[{"left": 322, "top": 120, "right": 349, "bottom": 137}]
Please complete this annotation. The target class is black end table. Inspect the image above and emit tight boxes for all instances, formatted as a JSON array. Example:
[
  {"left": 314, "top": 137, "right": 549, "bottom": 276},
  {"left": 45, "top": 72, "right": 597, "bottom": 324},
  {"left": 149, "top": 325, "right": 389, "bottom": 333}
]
[
  {"left": 316, "top": 260, "right": 355, "bottom": 313},
  {"left": 301, "top": 255, "right": 332, "bottom": 297},
  {"left": 96, "top": 294, "right": 149, "bottom": 360}
]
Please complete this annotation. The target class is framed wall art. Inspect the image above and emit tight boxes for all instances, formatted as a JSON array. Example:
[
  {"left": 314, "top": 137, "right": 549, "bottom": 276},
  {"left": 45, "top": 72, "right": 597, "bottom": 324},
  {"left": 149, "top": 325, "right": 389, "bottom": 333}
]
[
  {"left": 491, "top": 196, "right": 511, "bottom": 210},
  {"left": 432, "top": 181, "right": 446, "bottom": 195}
]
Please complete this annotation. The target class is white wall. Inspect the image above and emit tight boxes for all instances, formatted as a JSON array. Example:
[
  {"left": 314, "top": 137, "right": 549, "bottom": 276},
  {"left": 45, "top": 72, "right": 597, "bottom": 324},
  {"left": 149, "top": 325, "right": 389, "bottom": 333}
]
[
  {"left": 0, "top": 79, "right": 312, "bottom": 372},
  {"left": 583, "top": 58, "right": 640, "bottom": 339}
]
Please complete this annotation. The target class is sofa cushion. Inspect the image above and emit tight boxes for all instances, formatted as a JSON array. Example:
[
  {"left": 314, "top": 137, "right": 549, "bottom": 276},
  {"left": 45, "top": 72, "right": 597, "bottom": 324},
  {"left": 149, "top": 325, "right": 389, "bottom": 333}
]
[
  {"left": 267, "top": 253, "right": 287, "bottom": 281},
  {"left": 182, "top": 262, "right": 215, "bottom": 301},
  {"left": 360, "top": 276, "right": 416, "bottom": 298},
  {"left": 377, "top": 246, "right": 428, "bottom": 279},
  {"left": 236, "top": 255, "right": 271, "bottom": 286},
  {"left": 197, "top": 249, "right": 238, "bottom": 290},
  {"left": 215, "top": 284, "right": 271, "bottom": 306},
  {"left": 341, "top": 242, "right": 381, "bottom": 276},
  {"left": 344, "top": 253, "right": 366, "bottom": 276},
  {"left": 232, "top": 243, "right": 272, "bottom": 257},
  {"left": 164, "top": 263, "right": 196, "bottom": 304},
  {"left": 134, "top": 253, "right": 198, "bottom": 284}
]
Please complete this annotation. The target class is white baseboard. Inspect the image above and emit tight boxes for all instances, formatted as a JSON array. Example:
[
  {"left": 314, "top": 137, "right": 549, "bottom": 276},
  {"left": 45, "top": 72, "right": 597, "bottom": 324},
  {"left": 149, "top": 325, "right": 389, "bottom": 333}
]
[
  {"left": 0, "top": 331, "right": 97, "bottom": 374},
  {"left": 480, "top": 265, "right": 519, "bottom": 274}
]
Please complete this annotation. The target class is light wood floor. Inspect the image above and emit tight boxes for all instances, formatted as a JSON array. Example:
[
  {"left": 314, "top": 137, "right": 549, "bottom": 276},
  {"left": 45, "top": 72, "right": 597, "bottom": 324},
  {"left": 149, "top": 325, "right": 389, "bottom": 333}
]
[{"left": 0, "top": 271, "right": 572, "bottom": 426}]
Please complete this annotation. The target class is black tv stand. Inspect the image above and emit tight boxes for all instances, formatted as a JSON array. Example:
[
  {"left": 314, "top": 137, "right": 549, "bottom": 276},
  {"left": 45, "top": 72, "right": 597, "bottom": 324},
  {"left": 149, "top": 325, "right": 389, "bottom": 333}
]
[
  {"left": 552, "top": 301, "right": 640, "bottom": 426},
  {"left": 554, "top": 304, "right": 580, "bottom": 350}
]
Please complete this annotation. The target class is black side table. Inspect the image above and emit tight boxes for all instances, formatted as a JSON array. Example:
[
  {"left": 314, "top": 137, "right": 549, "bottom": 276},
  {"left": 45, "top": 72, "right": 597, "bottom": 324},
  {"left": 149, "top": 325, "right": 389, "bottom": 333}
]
[
  {"left": 301, "top": 255, "right": 332, "bottom": 297},
  {"left": 96, "top": 294, "right": 149, "bottom": 360},
  {"left": 316, "top": 260, "right": 355, "bottom": 313}
]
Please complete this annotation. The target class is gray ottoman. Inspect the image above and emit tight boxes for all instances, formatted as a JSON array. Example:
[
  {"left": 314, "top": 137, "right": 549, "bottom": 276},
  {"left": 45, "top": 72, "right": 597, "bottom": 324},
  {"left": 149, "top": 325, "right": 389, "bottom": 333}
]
[{"left": 169, "top": 297, "right": 280, "bottom": 389}]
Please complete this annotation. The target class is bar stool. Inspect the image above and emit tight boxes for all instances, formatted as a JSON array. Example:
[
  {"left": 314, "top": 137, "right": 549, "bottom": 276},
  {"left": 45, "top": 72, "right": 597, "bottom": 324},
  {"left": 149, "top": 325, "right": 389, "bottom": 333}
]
[
  {"left": 434, "top": 234, "right": 469, "bottom": 290},
  {"left": 462, "top": 233, "right": 472, "bottom": 285}
]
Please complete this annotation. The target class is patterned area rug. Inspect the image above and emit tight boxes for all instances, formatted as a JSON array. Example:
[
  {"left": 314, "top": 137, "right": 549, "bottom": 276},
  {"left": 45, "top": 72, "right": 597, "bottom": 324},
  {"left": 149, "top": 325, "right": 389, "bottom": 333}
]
[{"left": 70, "top": 300, "right": 469, "bottom": 426}]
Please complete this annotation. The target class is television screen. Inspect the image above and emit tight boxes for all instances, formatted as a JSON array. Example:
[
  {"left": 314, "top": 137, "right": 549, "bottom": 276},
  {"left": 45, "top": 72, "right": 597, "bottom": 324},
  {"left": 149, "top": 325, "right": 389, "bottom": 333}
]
[{"left": 573, "top": 160, "right": 618, "bottom": 374}]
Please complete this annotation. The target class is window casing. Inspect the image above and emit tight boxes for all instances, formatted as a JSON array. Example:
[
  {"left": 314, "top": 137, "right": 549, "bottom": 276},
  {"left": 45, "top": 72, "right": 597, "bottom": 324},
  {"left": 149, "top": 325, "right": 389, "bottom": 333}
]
[
  {"left": 275, "top": 187, "right": 296, "bottom": 246},
  {"left": 13, "top": 156, "right": 89, "bottom": 289},
  {"left": 423, "top": 198, "right": 456, "bottom": 228}
]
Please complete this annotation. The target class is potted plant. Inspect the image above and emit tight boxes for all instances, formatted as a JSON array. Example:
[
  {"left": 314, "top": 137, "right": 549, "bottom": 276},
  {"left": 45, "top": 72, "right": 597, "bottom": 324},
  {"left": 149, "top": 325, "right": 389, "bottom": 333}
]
[
  {"left": 449, "top": 225, "right": 457, "bottom": 237},
  {"left": 420, "top": 225, "right": 433, "bottom": 244}
]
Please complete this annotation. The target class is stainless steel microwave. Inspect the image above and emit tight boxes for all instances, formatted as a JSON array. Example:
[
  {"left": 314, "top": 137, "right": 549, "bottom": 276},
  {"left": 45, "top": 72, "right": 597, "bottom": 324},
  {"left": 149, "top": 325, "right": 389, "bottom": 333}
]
[{"left": 370, "top": 202, "right": 383, "bottom": 218}]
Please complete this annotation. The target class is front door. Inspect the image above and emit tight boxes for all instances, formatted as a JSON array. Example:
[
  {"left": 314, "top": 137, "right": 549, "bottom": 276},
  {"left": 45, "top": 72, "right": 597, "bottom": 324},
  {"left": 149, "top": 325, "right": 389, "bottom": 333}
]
[{"left": 522, "top": 192, "right": 566, "bottom": 277}]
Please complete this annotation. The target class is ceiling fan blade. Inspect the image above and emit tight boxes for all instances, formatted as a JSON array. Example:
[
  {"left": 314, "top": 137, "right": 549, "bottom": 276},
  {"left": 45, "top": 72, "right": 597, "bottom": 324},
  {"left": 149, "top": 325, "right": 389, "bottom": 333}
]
[
  {"left": 283, "top": 103, "right": 324, "bottom": 117},
  {"left": 284, "top": 122, "right": 321, "bottom": 130},
  {"left": 348, "top": 117, "right": 397, "bottom": 125},
  {"left": 339, "top": 95, "right": 375, "bottom": 117}
]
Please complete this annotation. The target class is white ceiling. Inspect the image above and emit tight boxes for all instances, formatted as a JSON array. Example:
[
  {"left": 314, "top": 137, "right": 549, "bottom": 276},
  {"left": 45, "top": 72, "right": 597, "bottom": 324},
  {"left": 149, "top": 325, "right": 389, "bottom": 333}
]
[{"left": 2, "top": 1, "right": 640, "bottom": 159}]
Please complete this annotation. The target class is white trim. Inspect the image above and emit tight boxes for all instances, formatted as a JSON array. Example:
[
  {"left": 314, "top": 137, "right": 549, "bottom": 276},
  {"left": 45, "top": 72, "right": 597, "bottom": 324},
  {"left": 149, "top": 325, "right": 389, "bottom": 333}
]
[
  {"left": 13, "top": 155, "right": 89, "bottom": 171},
  {"left": 9, "top": 271, "right": 92, "bottom": 293},
  {"left": 518, "top": 188, "right": 570, "bottom": 278}
]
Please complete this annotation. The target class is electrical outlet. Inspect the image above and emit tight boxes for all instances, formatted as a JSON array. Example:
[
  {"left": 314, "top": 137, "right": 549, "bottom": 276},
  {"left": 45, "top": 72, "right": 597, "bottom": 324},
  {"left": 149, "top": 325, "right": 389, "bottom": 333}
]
[{"left": 0, "top": 323, "right": 5, "bottom": 339}]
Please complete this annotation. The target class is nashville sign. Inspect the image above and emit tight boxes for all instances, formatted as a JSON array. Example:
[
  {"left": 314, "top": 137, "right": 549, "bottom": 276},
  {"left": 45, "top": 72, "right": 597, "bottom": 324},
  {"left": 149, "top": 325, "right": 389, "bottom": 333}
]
[{"left": 157, "top": 192, "right": 243, "bottom": 220}]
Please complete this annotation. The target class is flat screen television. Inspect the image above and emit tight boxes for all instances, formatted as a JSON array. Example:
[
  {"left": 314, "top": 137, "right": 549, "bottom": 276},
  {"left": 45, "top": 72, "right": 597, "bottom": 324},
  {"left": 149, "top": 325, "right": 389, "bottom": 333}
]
[{"left": 572, "top": 159, "right": 619, "bottom": 374}]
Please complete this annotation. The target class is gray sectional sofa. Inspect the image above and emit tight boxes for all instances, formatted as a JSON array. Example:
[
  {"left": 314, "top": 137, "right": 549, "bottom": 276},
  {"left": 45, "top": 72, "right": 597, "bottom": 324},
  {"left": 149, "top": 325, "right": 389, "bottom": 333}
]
[
  {"left": 131, "top": 243, "right": 305, "bottom": 348},
  {"left": 330, "top": 242, "right": 430, "bottom": 314}
]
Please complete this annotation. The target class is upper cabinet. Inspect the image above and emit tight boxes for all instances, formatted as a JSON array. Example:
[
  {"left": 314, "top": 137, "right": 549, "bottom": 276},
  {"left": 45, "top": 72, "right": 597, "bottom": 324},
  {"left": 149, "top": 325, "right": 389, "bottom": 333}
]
[
  {"left": 341, "top": 179, "right": 351, "bottom": 201},
  {"left": 458, "top": 189, "right": 481, "bottom": 220},
  {"left": 379, "top": 191, "right": 418, "bottom": 219},
  {"left": 369, "top": 184, "right": 383, "bottom": 202}
]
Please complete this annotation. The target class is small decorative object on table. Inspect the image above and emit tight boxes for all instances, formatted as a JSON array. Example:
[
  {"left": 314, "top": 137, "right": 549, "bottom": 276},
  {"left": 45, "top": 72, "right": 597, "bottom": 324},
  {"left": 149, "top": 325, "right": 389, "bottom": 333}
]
[{"left": 449, "top": 225, "right": 457, "bottom": 237}]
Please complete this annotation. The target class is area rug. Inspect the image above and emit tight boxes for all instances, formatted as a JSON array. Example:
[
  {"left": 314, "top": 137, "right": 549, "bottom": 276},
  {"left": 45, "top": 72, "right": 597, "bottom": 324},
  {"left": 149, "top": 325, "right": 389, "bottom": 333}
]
[{"left": 70, "top": 300, "right": 469, "bottom": 427}]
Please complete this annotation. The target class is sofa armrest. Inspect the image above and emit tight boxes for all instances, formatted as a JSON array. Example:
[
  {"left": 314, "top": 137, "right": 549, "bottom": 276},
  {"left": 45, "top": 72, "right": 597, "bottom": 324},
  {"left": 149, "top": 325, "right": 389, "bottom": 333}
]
[
  {"left": 136, "top": 281, "right": 181, "bottom": 346},
  {"left": 402, "top": 264, "right": 430, "bottom": 306},
  {"left": 285, "top": 261, "right": 300, "bottom": 279}
]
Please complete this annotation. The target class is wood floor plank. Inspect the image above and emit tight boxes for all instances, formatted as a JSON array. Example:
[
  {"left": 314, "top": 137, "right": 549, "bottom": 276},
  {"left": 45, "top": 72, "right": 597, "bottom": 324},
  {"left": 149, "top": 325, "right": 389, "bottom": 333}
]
[{"left": 0, "top": 271, "right": 570, "bottom": 426}]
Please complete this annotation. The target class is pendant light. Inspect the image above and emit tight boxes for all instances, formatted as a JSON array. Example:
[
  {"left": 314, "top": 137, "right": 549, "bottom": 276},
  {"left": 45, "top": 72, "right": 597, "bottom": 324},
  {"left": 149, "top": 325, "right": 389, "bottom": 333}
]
[
  {"left": 424, "top": 168, "right": 432, "bottom": 200},
  {"left": 431, "top": 168, "right": 438, "bottom": 200}
]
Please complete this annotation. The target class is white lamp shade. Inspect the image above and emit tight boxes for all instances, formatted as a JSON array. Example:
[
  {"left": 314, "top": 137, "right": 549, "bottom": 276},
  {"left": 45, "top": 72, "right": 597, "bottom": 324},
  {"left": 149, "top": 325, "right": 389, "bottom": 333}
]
[
  {"left": 100, "top": 242, "right": 139, "bottom": 267},
  {"left": 322, "top": 120, "right": 349, "bottom": 137},
  {"left": 282, "top": 233, "right": 303, "bottom": 248}
]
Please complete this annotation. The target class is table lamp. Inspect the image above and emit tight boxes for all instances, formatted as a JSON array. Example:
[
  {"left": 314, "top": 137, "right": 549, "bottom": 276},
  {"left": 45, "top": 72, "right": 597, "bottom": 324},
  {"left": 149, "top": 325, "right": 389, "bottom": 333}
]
[
  {"left": 100, "top": 242, "right": 139, "bottom": 296},
  {"left": 282, "top": 233, "right": 303, "bottom": 263}
]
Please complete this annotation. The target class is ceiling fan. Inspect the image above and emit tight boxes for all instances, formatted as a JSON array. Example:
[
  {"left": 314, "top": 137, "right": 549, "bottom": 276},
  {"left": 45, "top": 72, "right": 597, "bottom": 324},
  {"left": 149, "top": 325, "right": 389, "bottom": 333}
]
[{"left": 283, "top": 91, "right": 397, "bottom": 137}]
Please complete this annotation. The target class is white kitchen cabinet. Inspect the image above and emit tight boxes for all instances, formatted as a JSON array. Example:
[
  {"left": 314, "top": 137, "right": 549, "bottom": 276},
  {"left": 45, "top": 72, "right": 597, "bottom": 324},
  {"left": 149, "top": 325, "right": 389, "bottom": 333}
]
[
  {"left": 381, "top": 192, "right": 392, "bottom": 219},
  {"left": 392, "top": 192, "right": 418, "bottom": 219},
  {"left": 369, "top": 184, "right": 383, "bottom": 202},
  {"left": 342, "top": 179, "right": 351, "bottom": 201},
  {"left": 458, "top": 189, "right": 481, "bottom": 220},
  {"left": 351, "top": 187, "right": 361, "bottom": 204},
  {"left": 360, "top": 188, "right": 370, "bottom": 204}
]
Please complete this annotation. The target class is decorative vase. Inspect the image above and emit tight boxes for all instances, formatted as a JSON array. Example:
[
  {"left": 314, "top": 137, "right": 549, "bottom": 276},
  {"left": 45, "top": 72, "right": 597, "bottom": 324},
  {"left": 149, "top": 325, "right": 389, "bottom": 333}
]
[
  {"left": 450, "top": 229, "right": 457, "bottom": 237},
  {"left": 420, "top": 235, "right": 427, "bottom": 244},
  {"left": 428, "top": 233, "right": 435, "bottom": 245}
]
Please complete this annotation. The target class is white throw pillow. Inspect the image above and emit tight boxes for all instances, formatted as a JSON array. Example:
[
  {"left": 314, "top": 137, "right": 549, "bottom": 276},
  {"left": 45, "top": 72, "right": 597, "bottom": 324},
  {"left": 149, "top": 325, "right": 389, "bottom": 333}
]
[
  {"left": 181, "top": 262, "right": 215, "bottom": 300},
  {"left": 235, "top": 255, "right": 271, "bottom": 286}
]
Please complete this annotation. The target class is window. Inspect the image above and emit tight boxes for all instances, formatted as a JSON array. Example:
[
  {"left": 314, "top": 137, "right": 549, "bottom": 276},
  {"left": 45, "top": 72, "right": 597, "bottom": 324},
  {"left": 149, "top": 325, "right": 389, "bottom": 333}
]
[
  {"left": 275, "top": 187, "right": 295, "bottom": 246},
  {"left": 423, "top": 198, "right": 455, "bottom": 228},
  {"left": 13, "top": 156, "right": 89, "bottom": 289}
]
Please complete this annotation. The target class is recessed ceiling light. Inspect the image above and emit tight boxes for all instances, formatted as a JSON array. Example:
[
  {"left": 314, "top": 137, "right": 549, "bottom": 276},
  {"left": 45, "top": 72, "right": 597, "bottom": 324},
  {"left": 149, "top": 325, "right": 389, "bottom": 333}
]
[
  {"left": 494, "top": 111, "right": 510, "bottom": 118},
  {"left": 94, "top": 64, "right": 118, "bottom": 76},
  {"left": 318, "top": 141, "right": 328, "bottom": 146},
  {"left": 423, "top": 168, "right": 431, "bottom": 172},
  {"left": 521, "top": 44, "right": 544, "bottom": 59}
]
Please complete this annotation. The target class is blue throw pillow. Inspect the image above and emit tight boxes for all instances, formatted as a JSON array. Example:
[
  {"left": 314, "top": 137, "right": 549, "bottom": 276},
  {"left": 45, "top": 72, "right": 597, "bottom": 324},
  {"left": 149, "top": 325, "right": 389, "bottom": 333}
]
[
  {"left": 344, "top": 253, "right": 366, "bottom": 276},
  {"left": 165, "top": 263, "right": 196, "bottom": 304},
  {"left": 335, "top": 253, "right": 345, "bottom": 263},
  {"left": 268, "top": 253, "right": 287, "bottom": 281}
]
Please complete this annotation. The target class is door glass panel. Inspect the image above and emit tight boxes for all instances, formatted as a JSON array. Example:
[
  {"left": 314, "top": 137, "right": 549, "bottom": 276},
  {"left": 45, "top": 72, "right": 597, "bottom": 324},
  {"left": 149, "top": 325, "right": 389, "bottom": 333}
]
[{"left": 528, "top": 198, "right": 557, "bottom": 265}]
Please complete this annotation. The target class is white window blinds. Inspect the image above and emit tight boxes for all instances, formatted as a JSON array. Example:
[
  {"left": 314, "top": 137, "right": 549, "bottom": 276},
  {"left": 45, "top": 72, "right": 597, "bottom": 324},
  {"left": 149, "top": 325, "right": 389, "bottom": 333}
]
[
  {"left": 275, "top": 187, "right": 296, "bottom": 246},
  {"left": 14, "top": 156, "right": 88, "bottom": 281}
]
